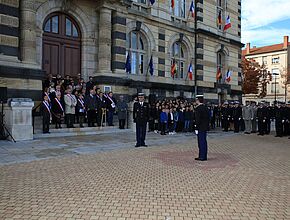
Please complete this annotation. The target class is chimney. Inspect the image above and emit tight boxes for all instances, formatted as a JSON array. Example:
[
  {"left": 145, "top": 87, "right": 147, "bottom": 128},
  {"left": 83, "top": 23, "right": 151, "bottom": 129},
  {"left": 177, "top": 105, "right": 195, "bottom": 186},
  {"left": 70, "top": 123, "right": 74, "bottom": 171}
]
[
  {"left": 283, "top": 36, "right": 289, "bottom": 49},
  {"left": 246, "top": 43, "right": 251, "bottom": 54}
]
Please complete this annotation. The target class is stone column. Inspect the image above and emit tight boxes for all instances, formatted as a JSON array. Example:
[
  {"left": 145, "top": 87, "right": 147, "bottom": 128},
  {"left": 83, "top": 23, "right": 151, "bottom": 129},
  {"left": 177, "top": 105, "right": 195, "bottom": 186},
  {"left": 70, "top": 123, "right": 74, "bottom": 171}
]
[
  {"left": 3, "top": 98, "right": 34, "bottom": 141},
  {"left": 20, "top": 0, "right": 37, "bottom": 64},
  {"left": 98, "top": 7, "right": 112, "bottom": 73}
]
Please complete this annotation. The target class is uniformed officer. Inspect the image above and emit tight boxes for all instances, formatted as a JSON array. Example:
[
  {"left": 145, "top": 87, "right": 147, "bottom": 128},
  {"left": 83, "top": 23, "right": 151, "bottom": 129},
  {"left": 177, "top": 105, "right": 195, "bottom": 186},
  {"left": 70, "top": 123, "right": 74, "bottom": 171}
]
[
  {"left": 194, "top": 95, "right": 209, "bottom": 161},
  {"left": 233, "top": 101, "right": 242, "bottom": 133},
  {"left": 274, "top": 102, "right": 283, "bottom": 137},
  {"left": 133, "top": 93, "right": 149, "bottom": 147}
]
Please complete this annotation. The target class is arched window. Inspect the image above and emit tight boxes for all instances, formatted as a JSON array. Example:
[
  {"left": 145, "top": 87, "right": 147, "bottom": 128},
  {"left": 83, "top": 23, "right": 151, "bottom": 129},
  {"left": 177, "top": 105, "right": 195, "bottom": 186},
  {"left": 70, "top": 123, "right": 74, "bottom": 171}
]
[
  {"left": 43, "top": 14, "right": 80, "bottom": 38},
  {"left": 126, "top": 31, "right": 147, "bottom": 75},
  {"left": 217, "top": 50, "right": 226, "bottom": 82},
  {"left": 171, "top": 0, "right": 185, "bottom": 18},
  {"left": 171, "top": 42, "right": 186, "bottom": 79}
]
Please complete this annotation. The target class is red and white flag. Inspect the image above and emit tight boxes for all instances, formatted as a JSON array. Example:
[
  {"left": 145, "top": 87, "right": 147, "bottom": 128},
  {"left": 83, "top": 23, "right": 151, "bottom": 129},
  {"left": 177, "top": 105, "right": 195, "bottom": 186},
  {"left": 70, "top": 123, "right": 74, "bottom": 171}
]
[{"left": 224, "top": 15, "right": 232, "bottom": 31}]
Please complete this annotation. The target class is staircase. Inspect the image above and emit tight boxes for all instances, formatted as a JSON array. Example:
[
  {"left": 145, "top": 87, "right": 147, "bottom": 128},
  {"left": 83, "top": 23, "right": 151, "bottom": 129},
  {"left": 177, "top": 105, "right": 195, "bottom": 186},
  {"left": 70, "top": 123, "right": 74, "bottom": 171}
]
[{"left": 33, "top": 116, "right": 128, "bottom": 139}]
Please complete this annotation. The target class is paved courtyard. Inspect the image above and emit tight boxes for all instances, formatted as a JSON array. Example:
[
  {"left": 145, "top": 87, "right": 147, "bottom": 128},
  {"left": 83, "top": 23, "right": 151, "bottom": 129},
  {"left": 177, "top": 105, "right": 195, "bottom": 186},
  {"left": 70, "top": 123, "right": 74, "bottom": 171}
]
[{"left": 0, "top": 131, "right": 289, "bottom": 220}]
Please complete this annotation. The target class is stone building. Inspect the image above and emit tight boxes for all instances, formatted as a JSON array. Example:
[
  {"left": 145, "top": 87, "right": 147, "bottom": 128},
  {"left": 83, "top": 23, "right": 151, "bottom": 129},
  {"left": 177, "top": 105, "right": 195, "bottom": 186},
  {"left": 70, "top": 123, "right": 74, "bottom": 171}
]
[
  {"left": 0, "top": 0, "right": 243, "bottom": 104},
  {"left": 242, "top": 36, "right": 290, "bottom": 104}
]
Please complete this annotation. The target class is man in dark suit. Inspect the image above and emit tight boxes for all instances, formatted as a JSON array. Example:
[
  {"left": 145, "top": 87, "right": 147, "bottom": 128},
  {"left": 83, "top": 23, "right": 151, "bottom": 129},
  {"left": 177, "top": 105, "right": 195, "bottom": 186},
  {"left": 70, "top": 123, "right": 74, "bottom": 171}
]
[
  {"left": 85, "top": 88, "right": 98, "bottom": 127},
  {"left": 133, "top": 93, "right": 149, "bottom": 147},
  {"left": 194, "top": 95, "right": 209, "bottom": 161}
]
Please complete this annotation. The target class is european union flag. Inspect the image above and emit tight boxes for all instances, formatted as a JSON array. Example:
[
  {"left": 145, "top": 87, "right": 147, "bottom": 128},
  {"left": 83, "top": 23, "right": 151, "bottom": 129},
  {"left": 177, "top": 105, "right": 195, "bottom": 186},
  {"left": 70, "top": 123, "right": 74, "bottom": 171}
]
[
  {"left": 149, "top": 55, "right": 154, "bottom": 76},
  {"left": 125, "top": 53, "right": 131, "bottom": 73},
  {"left": 149, "top": 0, "right": 155, "bottom": 5}
]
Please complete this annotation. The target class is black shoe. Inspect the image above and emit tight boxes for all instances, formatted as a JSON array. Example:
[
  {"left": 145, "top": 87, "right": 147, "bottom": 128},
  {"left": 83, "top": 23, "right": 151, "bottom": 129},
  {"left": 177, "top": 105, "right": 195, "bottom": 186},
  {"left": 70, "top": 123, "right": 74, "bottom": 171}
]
[
  {"left": 135, "top": 144, "right": 141, "bottom": 148},
  {"left": 141, "top": 144, "right": 148, "bottom": 147},
  {"left": 195, "top": 158, "right": 207, "bottom": 161},
  {"left": 80, "top": 125, "right": 84, "bottom": 128}
]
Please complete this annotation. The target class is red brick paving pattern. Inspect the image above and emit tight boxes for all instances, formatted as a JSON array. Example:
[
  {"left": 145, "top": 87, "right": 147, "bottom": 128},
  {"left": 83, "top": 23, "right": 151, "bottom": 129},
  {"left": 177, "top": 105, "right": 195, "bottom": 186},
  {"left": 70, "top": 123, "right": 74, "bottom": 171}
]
[{"left": 0, "top": 134, "right": 289, "bottom": 220}]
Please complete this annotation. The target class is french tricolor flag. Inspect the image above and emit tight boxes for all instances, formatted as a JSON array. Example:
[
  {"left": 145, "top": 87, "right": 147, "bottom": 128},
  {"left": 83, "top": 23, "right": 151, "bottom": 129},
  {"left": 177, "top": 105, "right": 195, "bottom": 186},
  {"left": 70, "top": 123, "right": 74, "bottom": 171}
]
[
  {"left": 189, "top": 1, "right": 195, "bottom": 18},
  {"left": 225, "top": 69, "right": 232, "bottom": 82},
  {"left": 224, "top": 15, "right": 232, "bottom": 31}
]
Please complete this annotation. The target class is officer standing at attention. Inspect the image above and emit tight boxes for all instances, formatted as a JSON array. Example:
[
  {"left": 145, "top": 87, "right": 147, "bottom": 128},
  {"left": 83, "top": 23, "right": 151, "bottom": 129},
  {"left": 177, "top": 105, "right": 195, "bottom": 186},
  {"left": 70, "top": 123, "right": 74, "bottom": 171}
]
[
  {"left": 194, "top": 95, "right": 209, "bottom": 161},
  {"left": 133, "top": 93, "right": 149, "bottom": 147}
]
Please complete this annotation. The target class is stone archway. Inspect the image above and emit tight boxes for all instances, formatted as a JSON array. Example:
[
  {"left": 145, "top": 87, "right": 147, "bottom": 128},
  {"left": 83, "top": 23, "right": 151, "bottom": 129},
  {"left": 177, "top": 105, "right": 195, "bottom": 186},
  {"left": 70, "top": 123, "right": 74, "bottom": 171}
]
[
  {"left": 36, "top": 0, "right": 97, "bottom": 80},
  {"left": 42, "top": 12, "right": 81, "bottom": 78}
]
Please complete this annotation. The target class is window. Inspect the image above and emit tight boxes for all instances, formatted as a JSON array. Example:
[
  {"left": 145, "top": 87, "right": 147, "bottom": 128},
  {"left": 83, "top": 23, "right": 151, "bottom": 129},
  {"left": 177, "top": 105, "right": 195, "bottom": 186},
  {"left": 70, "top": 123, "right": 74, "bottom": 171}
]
[
  {"left": 217, "top": 0, "right": 225, "bottom": 30},
  {"left": 44, "top": 15, "right": 59, "bottom": 33},
  {"left": 271, "top": 82, "right": 279, "bottom": 93},
  {"left": 43, "top": 14, "right": 80, "bottom": 38},
  {"left": 272, "top": 57, "right": 280, "bottom": 64},
  {"left": 262, "top": 56, "right": 267, "bottom": 65},
  {"left": 171, "top": 0, "right": 186, "bottom": 18},
  {"left": 133, "top": 0, "right": 147, "bottom": 3},
  {"left": 217, "top": 50, "right": 225, "bottom": 82},
  {"left": 127, "top": 31, "right": 147, "bottom": 75},
  {"left": 65, "top": 17, "right": 79, "bottom": 37},
  {"left": 171, "top": 42, "right": 186, "bottom": 79},
  {"left": 272, "top": 68, "right": 280, "bottom": 78}
]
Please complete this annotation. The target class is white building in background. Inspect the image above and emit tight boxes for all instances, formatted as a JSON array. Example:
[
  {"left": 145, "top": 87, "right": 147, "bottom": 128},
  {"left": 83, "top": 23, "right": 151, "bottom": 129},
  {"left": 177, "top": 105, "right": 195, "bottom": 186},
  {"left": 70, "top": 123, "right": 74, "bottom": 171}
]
[{"left": 242, "top": 36, "right": 290, "bottom": 104}]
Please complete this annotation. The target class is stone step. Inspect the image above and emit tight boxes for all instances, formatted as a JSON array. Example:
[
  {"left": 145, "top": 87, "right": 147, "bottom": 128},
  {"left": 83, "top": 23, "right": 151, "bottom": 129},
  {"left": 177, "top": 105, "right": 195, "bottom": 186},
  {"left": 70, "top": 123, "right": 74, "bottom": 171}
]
[{"left": 33, "top": 126, "right": 128, "bottom": 139}]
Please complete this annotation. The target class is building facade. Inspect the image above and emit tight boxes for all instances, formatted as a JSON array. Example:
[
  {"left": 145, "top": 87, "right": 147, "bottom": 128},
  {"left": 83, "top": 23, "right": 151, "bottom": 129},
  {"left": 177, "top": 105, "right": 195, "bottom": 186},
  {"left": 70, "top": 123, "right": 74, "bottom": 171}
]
[
  {"left": 242, "top": 36, "right": 290, "bottom": 104},
  {"left": 0, "top": 0, "right": 242, "bottom": 104}
]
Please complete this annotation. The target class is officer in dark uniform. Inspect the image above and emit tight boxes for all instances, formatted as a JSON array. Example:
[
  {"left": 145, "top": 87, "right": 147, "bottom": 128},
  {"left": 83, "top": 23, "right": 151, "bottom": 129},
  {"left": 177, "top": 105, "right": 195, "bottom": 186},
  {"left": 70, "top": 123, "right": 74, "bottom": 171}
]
[
  {"left": 194, "top": 95, "right": 209, "bottom": 161},
  {"left": 274, "top": 102, "right": 283, "bottom": 137},
  {"left": 233, "top": 101, "right": 242, "bottom": 133},
  {"left": 257, "top": 102, "right": 267, "bottom": 135},
  {"left": 133, "top": 93, "right": 149, "bottom": 147},
  {"left": 221, "top": 102, "right": 230, "bottom": 132}
]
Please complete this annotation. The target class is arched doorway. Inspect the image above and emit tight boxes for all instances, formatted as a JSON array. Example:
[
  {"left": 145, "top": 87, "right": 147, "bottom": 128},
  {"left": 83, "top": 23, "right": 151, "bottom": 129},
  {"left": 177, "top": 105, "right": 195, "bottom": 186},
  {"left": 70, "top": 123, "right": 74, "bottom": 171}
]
[{"left": 42, "top": 12, "right": 81, "bottom": 78}]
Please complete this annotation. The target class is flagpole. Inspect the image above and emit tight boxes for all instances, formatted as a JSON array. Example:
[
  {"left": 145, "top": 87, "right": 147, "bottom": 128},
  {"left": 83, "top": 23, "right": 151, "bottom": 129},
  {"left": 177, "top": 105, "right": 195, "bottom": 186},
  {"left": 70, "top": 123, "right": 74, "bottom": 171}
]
[{"left": 194, "top": 0, "right": 197, "bottom": 98}]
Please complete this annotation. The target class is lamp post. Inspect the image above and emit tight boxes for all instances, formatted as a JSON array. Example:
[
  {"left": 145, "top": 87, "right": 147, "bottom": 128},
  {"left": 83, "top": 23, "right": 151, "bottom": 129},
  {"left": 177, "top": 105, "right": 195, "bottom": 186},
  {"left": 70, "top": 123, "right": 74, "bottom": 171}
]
[
  {"left": 194, "top": 0, "right": 198, "bottom": 98},
  {"left": 274, "top": 73, "right": 277, "bottom": 103}
]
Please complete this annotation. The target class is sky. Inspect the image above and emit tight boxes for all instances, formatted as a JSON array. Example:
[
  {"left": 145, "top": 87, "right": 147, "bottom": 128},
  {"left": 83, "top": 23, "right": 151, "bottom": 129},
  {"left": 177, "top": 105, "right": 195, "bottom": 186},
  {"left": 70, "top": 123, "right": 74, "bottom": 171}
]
[{"left": 241, "top": 0, "right": 290, "bottom": 48}]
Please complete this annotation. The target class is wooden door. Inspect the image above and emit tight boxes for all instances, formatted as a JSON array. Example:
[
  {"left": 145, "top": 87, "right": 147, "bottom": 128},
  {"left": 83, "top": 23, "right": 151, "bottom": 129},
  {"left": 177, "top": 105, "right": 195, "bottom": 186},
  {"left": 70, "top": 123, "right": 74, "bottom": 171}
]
[{"left": 42, "top": 13, "right": 81, "bottom": 78}]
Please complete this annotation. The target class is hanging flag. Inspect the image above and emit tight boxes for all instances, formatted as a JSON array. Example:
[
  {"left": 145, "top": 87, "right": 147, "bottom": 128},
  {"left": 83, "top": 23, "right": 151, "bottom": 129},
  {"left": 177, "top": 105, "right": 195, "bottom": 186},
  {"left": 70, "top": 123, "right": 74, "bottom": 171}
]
[
  {"left": 149, "top": 55, "right": 154, "bottom": 76},
  {"left": 216, "top": 67, "right": 222, "bottom": 81},
  {"left": 225, "top": 69, "right": 232, "bottom": 82},
  {"left": 224, "top": 15, "right": 232, "bottom": 31},
  {"left": 171, "top": 59, "right": 177, "bottom": 78},
  {"left": 149, "top": 0, "right": 155, "bottom": 5},
  {"left": 125, "top": 53, "right": 131, "bottom": 73},
  {"left": 217, "top": 11, "right": 222, "bottom": 26},
  {"left": 189, "top": 1, "right": 195, "bottom": 18},
  {"left": 187, "top": 63, "right": 193, "bottom": 80},
  {"left": 171, "top": 0, "right": 175, "bottom": 8}
]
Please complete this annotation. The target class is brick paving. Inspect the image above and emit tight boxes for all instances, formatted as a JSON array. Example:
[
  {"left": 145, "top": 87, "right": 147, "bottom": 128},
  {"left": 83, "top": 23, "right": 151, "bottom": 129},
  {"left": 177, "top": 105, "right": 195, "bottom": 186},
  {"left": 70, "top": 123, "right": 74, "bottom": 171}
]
[{"left": 0, "top": 132, "right": 289, "bottom": 220}]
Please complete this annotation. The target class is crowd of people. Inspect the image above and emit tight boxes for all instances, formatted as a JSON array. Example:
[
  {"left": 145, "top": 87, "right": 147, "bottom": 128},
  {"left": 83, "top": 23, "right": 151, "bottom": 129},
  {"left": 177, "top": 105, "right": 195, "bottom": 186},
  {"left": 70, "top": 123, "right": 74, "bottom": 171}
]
[
  {"left": 41, "top": 74, "right": 127, "bottom": 133},
  {"left": 41, "top": 74, "right": 290, "bottom": 139},
  {"left": 146, "top": 98, "right": 290, "bottom": 138}
]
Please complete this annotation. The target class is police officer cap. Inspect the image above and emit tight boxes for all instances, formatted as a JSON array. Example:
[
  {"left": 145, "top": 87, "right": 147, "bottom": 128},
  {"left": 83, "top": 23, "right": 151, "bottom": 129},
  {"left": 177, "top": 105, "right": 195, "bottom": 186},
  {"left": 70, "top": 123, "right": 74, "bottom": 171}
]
[
  {"left": 138, "top": 92, "right": 145, "bottom": 96},
  {"left": 234, "top": 101, "right": 239, "bottom": 104},
  {"left": 224, "top": 101, "right": 229, "bottom": 104}
]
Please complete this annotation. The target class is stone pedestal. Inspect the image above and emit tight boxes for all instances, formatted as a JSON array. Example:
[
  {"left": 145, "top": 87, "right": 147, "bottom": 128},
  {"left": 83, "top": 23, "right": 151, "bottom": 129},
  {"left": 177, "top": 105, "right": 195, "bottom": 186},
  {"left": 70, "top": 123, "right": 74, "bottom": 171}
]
[{"left": 3, "top": 98, "right": 34, "bottom": 141}]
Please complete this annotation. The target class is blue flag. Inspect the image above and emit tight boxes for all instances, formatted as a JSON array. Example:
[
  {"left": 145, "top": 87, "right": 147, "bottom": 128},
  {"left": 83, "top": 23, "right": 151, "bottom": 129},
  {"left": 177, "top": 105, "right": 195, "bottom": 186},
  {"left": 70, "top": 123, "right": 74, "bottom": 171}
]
[
  {"left": 125, "top": 53, "right": 131, "bottom": 73},
  {"left": 149, "top": 0, "right": 155, "bottom": 5},
  {"left": 149, "top": 56, "right": 154, "bottom": 76}
]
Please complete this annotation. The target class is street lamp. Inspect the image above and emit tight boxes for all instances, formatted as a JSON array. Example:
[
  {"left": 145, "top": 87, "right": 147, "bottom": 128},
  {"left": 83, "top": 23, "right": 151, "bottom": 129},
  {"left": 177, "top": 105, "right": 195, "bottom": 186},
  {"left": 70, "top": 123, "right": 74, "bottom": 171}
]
[{"left": 273, "top": 71, "right": 279, "bottom": 103}]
